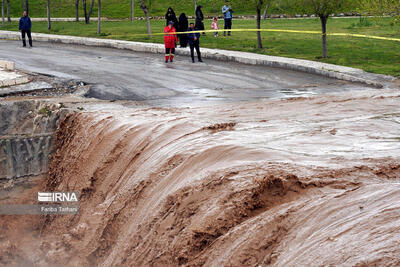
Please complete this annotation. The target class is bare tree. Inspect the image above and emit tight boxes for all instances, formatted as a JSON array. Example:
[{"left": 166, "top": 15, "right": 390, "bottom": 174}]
[
  {"left": 97, "top": 0, "right": 101, "bottom": 34},
  {"left": 82, "top": 0, "right": 89, "bottom": 24},
  {"left": 88, "top": 0, "right": 95, "bottom": 20},
  {"left": 75, "top": 0, "right": 79, "bottom": 22},
  {"left": 6, "top": 0, "right": 10, "bottom": 22},
  {"left": 194, "top": 0, "right": 198, "bottom": 14},
  {"left": 256, "top": 0, "right": 264, "bottom": 48},
  {"left": 262, "top": 2, "right": 270, "bottom": 19},
  {"left": 1, "top": 0, "right": 4, "bottom": 28},
  {"left": 139, "top": 0, "right": 151, "bottom": 37},
  {"left": 47, "top": 0, "right": 51, "bottom": 29},
  {"left": 131, "top": 0, "right": 135, "bottom": 21}
]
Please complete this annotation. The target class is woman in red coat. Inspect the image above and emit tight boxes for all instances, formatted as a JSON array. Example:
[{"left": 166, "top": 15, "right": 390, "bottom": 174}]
[{"left": 164, "top": 21, "right": 178, "bottom": 63}]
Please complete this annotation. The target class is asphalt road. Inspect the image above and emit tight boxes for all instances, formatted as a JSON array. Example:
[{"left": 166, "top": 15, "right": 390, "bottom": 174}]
[{"left": 0, "top": 40, "right": 371, "bottom": 106}]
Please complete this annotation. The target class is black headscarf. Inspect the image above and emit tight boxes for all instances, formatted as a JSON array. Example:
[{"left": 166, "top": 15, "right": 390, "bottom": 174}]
[
  {"left": 165, "top": 7, "right": 178, "bottom": 27},
  {"left": 195, "top": 5, "right": 204, "bottom": 21},
  {"left": 178, "top": 13, "right": 188, "bottom": 32}
]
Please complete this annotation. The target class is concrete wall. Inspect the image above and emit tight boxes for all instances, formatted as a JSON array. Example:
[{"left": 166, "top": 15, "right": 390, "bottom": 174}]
[{"left": 0, "top": 101, "right": 67, "bottom": 179}]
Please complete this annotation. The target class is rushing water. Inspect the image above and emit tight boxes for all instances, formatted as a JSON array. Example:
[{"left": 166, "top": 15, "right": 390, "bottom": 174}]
[{"left": 1, "top": 88, "right": 400, "bottom": 266}]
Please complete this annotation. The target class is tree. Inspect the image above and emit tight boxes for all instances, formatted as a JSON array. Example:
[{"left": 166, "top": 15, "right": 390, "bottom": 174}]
[
  {"left": 131, "top": 0, "right": 135, "bottom": 21},
  {"left": 1, "top": 0, "right": 4, "bottom": 28},
  {"left": 97, "top": 0, "right": 101, "bottom": 34},
  {"left": 139, "top": 0, "right": 152, "bottom": 37},
  {"left": 88, "top": 0, "right": 95, "bottom": 21},
  {"left": 6, "top": 0, "right": 10, "bottom": 22},
  {"left": 256, "top": 0, "right": 264, "bottom": 48},
  {"left": 290, "top": 0, "right": 352, "bottom": 58},
  {"left": 194, "top": 0, "right": 198, "bottom": 14},
  {"left": 262, "top": 2, "right": 270, "bottom": 19},
  {"left": 47, "top": 0, "right": 51, "bottom": 30},
  {"left": 358, "top": 0, "right": 400, "bottom": 18},
  {"left": 83, "top": 0, "right": 89, "bottom": 24},
  {"left": 253, "top": 0, "right": 273, "bottom": 49},
  {"left": 25, "top": 0, "right": 29, "bottom": 14},
  {"left": 75, "top": 0, "right": 79, "bottom": 22}
]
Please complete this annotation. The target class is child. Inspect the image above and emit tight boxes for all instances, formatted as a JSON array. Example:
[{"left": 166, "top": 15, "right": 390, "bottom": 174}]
[{"left": 211, "top": 17, "right": 219, "bottom": 37}]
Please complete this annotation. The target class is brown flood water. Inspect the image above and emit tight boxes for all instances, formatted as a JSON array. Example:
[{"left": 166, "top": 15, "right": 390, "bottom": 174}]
[{"left": 1, "top": 88, "right": 400, "bottom": 266}]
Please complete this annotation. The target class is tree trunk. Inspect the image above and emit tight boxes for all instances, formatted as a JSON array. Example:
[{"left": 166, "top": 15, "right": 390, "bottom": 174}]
[
  {"left": 257, "top": 6, "right": 263, "bottom": 49},
  {"left": 139, "top": 0, "right": 151, "bottom": 37},
  {"left": 25, "top": 0, "right": 29, "bottom": 14},
  {"left": 6, "top": 0, "right": 10, "bottom": 22},
  {"left": 47, "top": 0, "right": 51, "bottom": 30},
  {"left": 75, "top": 0, "right": 79, "bottom": 22},
  {"left": 131, "top": 0, "right": 134, "bottom": 22},
  {"left": 97, "top": 0, "right": 101, "bottom": 34},
  {"left": 88, "top": 0, "right": 94, "bottom": 20},
  {"left": 1, "top": 0, "right": 4, "bottom": 28},
  {"left": 262, "top": 3, "right": 270, "bottom": 19},
  {"left": 194, "top": 0, "right": 197, "bottom": 15},
  {"left": 20, "top": 0, "right": 25, "bottom": 10},
  {"left": 320, "top": 15, "right": 328, "bottom": 58},
  {"left": 83, "top": 0, "right": 89, "bottom": 24}
]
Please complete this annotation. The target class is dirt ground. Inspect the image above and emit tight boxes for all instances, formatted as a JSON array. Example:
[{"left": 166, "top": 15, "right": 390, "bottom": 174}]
[{"left": 1, "top": 87, "right": 400, "bottom": 266}]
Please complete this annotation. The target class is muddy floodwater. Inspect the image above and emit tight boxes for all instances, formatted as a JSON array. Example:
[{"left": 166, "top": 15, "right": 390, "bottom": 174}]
[
  {"left": 1, "top": 86, "right": 400, "bottom": 266},
  {"left": 1, "top": 39, "right": 400, "bottom": 266}
]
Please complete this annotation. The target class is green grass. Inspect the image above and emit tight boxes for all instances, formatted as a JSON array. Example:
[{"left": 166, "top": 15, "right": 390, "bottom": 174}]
[
  {"left": 2, "top": 17, "right": 400, "bottom": 77},
  {"left": 7, "top": 0, "right": 295, "bottom": 18}
]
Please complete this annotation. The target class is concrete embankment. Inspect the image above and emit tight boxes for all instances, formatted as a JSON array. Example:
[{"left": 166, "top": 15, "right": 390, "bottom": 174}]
[{"left": 0, "top": 100, "right": 68, "bottom": 179}]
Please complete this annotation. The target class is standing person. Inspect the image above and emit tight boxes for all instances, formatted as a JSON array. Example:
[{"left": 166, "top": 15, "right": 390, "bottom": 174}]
[
  {"left": 187, "top": 22, "right": 203, "bottom": 63},
  {"left": 195, "top": 5, "right": 205, "bottom": 36},
  {"left": 19, "top": 10, "right": 32, "bottom": 47},
  {"left": 178, "top": 13, "right": 189, "bottom": 48},
  {"left": 164, "top": 21, "right": 178, "bottom": 63},
  {"left": 165, "top": 7, "right": 178, "bottom": 29},
  {"left": 211, "top": 17, "right": 219, "bottom": 37},
  {"left": 222, "top": 1, "right": 233, "bottom": 36}
]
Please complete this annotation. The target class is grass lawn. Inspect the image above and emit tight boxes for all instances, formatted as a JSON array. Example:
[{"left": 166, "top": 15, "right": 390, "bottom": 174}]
[
  {"left": 7, "top": 0, "right": 297, "bottom": 18},
  {"left": 2, "top": 17, "right": 400, "bottom": 77}
]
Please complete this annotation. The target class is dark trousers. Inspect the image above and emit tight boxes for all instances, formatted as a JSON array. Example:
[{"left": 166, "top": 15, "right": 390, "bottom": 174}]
[
  {"left": 189, "top": 40, "right": 201, "bottom": 62},
  {"left": 224, "top": 18, "right": 232, "bottom": 35},
  {"left": 165, "top": 47, "right": 175, "bottom": 61},
  {"left": 195, "top": 20, "right": 205, "bottom": 35},
  {"left": 21, "top": 30, "right": 32, "bottom": 47},
  {"left": 165, "top": 47, "right": 175, "bottom": 55}
]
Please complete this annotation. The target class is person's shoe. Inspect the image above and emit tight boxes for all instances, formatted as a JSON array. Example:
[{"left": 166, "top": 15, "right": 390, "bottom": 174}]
[
  {"left": 192, "top": 59, "right": 195, "bottom": 63},
  {"left": 170, "top": 59, "right": 173, "bottom": 63},
  {"left": 23, "top": 45, "right": 26, "bottom": 47},
  {"left": 165, "top": 60, "right": 169, "bottom": 63},
  {"left": 198, "top": 59, "right": 203, "bottom": 62}
]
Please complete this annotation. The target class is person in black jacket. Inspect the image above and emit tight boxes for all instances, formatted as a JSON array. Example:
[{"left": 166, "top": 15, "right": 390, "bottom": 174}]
[
  {"left": 195, "top": 5, "right": 205, "bottom": 36},
  {"left": 19, "top": 11, "right": 32, "bottom": 47},
  {"left": 165, "top": 7, "right": 178, "bottom": 29},
  {"left": 178, "top": 13, "right": 189, "bottom": 48},
  {"left": 187, "top": 23, "right": 203, "bottom": 63}
]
